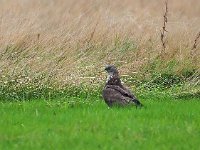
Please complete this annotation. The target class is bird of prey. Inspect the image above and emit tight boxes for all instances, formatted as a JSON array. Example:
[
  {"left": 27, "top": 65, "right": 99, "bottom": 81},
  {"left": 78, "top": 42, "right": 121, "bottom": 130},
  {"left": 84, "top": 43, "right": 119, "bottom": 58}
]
[{"left": 102, "top": 65, "right": 143, "bottom": 108}]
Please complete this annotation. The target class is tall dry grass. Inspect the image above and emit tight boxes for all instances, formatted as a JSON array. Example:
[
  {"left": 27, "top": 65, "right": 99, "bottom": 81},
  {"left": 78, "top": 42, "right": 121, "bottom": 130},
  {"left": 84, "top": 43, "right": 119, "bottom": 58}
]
[{"left": 0, "top": 0, "right": 199, "bottom": 87}]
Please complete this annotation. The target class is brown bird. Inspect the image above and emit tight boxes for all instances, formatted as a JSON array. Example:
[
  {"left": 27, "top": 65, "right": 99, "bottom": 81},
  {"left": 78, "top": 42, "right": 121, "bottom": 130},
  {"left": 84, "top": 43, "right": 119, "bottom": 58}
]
[{"left": 102, "top": 65, "right": 143, "bottom": 108}]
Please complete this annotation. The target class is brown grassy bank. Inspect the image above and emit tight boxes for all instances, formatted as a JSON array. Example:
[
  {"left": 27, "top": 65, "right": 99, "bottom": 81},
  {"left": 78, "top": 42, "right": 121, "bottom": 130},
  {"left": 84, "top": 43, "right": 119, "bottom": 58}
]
[{"left": 0, "top": 0, "right": 199, "bottom": 88}]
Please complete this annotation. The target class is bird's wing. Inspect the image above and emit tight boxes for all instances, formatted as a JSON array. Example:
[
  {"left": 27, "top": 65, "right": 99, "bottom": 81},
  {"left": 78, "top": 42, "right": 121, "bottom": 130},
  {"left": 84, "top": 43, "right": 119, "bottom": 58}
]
[
  {"left": 105, "top": 85, "right": 134, "bottom": 98},
  {"left": 102, "top": 86, "right": 129, "bottom": 106},
  {"left": 105, "top": 85, "right": 143, "bottom": 107},
  {"left": 122, "top": 86, "right": 137, "bottom": 99}
]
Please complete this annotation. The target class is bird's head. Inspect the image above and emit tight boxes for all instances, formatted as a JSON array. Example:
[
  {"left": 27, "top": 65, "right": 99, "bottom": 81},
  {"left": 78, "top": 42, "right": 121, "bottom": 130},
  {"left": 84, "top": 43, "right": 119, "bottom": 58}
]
[{"left": 104, "top": 65, "right": 119, "bottom": 76}]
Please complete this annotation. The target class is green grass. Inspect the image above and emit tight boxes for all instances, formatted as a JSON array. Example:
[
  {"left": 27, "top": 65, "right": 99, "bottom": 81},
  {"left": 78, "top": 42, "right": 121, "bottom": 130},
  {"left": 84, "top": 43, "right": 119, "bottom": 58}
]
[{"left": 0, "top": 96, "right": 200, "bottom": 150}]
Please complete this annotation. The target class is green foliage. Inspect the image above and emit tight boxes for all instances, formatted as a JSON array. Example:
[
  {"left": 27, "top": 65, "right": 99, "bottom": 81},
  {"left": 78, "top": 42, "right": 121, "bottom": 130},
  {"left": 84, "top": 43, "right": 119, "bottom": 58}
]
[
  {"left": 174, "top": 90, "right": 200, "bottom": 99},
  {"left": 140, "top": 70, "right": 197, "bottom": 90},
  {"left": 0, "top": 70, "right": 199, "bottom": 101},
  {"left": 150, "top": 73, "right": 183, "bottom": 88},
  {"left": 0, "top": 73, "right": 102, "bottom": 101}
]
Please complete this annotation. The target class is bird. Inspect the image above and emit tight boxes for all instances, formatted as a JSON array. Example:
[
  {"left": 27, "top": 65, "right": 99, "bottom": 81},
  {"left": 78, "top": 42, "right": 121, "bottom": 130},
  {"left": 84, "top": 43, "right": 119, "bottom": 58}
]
[{"left": 102, "top": 65, "right": 143, "bottom": 108}]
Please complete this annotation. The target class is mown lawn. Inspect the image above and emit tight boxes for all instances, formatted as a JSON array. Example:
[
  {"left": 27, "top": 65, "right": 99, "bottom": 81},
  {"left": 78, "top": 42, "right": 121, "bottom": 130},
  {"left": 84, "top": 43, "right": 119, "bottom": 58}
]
[{"left": 0, "top": 96, "right": 200, "bottom": 150}]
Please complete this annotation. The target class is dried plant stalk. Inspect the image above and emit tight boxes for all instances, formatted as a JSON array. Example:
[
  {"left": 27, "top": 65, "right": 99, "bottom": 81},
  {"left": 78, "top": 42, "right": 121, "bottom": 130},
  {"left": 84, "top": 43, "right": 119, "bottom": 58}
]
[
  {"left": 192, "top": 32, "right": 200, "bottom": 50},
  {"left": 191, "top": 31, "right": 200, "bottom": 63},
  {"left": 160, "top": 0, "right": 168, "bottom": 55}
]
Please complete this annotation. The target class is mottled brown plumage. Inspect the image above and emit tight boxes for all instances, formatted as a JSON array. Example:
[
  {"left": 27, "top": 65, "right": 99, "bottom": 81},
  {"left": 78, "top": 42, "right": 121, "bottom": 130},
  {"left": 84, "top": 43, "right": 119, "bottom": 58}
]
[{"left": 102, "top": 65, "right": 143, "bottom": 107}]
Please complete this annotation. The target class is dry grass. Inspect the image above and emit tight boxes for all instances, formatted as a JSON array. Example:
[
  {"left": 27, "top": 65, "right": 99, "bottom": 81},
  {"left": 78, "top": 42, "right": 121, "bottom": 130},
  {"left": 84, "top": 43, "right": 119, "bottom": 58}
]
[{"left": 0, "top": 0, "right": 199, "bottom": 86}]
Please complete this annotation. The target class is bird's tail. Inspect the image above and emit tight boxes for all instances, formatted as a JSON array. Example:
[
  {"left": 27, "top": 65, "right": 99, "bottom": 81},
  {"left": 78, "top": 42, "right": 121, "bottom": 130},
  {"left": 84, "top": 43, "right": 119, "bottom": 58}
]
[{"left": 132, "top": 98, "right": 143, "bottom": 108}]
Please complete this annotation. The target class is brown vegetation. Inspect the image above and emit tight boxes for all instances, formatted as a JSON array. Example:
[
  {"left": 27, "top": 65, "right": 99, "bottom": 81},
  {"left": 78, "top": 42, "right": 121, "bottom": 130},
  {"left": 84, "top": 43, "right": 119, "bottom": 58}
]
[{"left": 0, "top": 0, "right": 199, "bottom": 86}]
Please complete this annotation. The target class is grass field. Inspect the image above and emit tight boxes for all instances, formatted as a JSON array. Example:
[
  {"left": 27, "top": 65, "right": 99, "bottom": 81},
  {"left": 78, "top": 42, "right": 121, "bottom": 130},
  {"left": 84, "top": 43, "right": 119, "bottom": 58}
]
[{"left": 1, "top": 95, "right": 200, "bottom": 150}]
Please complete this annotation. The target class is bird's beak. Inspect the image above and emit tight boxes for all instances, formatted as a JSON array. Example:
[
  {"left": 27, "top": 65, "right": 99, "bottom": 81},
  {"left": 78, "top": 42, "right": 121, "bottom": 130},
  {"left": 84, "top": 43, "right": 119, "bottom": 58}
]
[
  {"left": 104, "top": 66, "right": 109, "bottom": 71},
  {"left": 104, "top": 65, "right": 110, "bottom": 71}
]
